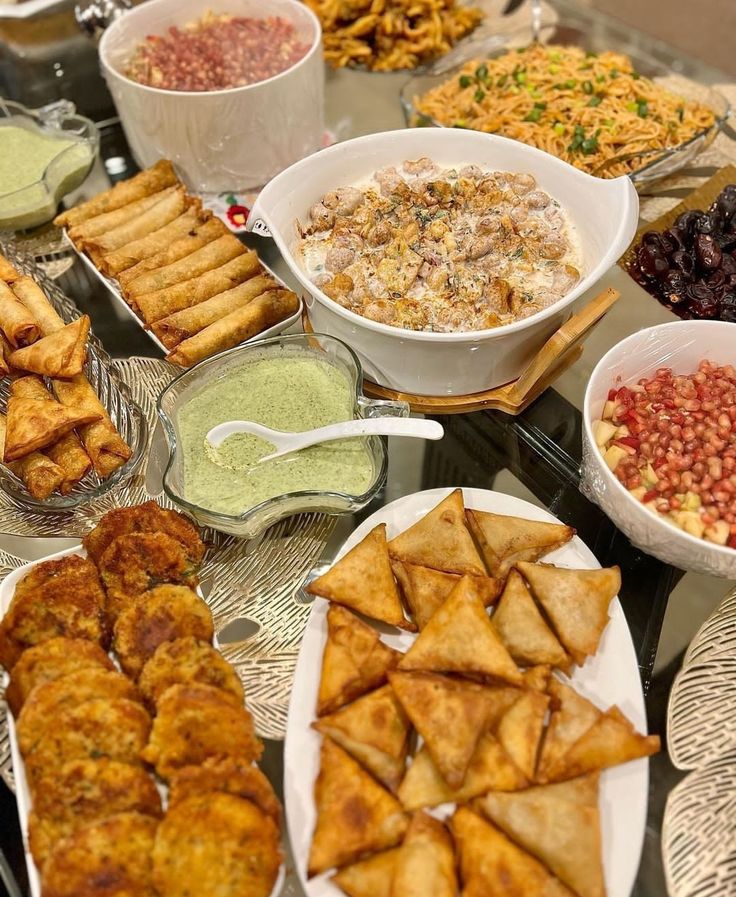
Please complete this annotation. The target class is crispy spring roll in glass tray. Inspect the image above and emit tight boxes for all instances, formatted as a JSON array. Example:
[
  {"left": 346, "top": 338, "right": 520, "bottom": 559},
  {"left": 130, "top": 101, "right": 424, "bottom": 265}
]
[
  {"left": 0, "top": 254, "right": 21, "bottom": 283},
  {"left": 0, "top": 280, "right": 40, "bottom": 348},
  {"left": 68, "top": 185, "right": 179, "bottom": 245},
  {"left": 0, "top": 413, "right": 64, "bottom": 500}
]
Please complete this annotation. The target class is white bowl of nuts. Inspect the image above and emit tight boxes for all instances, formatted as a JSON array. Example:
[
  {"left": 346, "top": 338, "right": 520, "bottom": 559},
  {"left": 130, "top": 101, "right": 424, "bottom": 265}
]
[{"left": 582, "top": 319, "right": 736, "bottom": 578}]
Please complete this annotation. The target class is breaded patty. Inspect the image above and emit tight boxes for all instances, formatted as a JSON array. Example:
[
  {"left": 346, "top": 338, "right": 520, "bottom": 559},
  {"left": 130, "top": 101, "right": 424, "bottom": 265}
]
[
  {"left": 84, "top": 501, "right": 205, "bottom": 567},
  {"left": 0, "top": 557, "right": 107, "bottom": 670},
  {"left": 17, "top": 668, "right": 142, "bottom": 754},
  {"left": 98, "top": 532, "right": 200, "bottom": 621},
  {"left": 168, "top": 757, "right": 280, "bottom": 823},
  {"left": 29, "top": 758, "right": 161, "bottom": 866},
  {"left": 152, "top": 793, "right": 281, "bottom": 897},
  {"left": 113, "top": 586, "right": 213, "bottom": 680},
  {"left": 24, "top": 697, "right": 151, "bottom": 792},
  {"left": 42, "top": 811, "right": 158, "bottom": 897},
  {"left": 4, "top": 637, "right": 113, "bottom": 716},
  {"left": 141, "top": 683, "right": 261, "bottom": 780},
  {"left": 138, "top": 636, "right": 244, "bottom": 710}
]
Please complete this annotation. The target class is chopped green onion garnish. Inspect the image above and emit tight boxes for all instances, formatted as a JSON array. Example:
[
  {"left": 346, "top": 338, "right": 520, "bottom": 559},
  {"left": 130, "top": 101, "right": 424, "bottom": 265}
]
[
  {"left": 637, "top": 101, "right": 649, "bottom": 118},
  {"left": 452, "top": 120, "right": 467, "bottom": 128},
  {"left": 497, "top": 74, "right": 508, "bottom": 87},
  {"left": 475, "top": 63, "right": 488, "bottom": 80},
  {"left": 626, "top": 101, "right": 639, "bottom": 113},
  {"left": 459, "top": 74, "right": 472, "bottom": 88},
  {"left": 609, "top": 68, "right": 619, "bottom": 79},
  {"left": 549, "top": 64, "right": 559, "bottom": 74},
  {"left": 582, "top": 80, "right": 594, "bottom": 94},
  {"left": 553, "top": 122, "right": 565, "bottom": 136},
  {"left": 632, "top": 71, "right": 641, "bottom": 79},
  {"left": 524, "top": 106, "right": 543, "bottom": 122},
  {"left": 595, "top": 74, "right": 606, "bottom": 83},
  {"left": 587, "top": 95, "right": 603, "bottom": 106},
  {"left": 677, "top": 106, "right": 684, "bottom": 121},
  {"left": 581, "top": 135, "right": 599, "bottom": 154},
  {"left": 474, "top": 88, "right": 486, "bottom": 102}
]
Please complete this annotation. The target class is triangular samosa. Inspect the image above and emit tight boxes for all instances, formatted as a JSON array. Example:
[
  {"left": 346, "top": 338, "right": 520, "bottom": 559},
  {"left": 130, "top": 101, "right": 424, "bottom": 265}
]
[
  {"left": 516, "top": 562, "right": 620, "bottom": 665},
  {"left": 307, "top": 524, "right": 412, "bottom": 629},
  {"left": 466, "top": 509, "right": 574, "bottom": 577},
  {"left": 388, "top": 490, "right": 486, "bottom": 576},
  {"left": 313, "top": 685, "right": 411, "bottom": 792},
  {"left": 524, "top": 665, "right": 552, "bottom": 693},
  {"left": 536, "top": 678, "right": 601, "bottom": 784},
  {"left": 451, "top": 807, "right": 575, "bottom": 897},
  {"left": 3, "top": 395, "right": 101, "bottom": 461},
  {"left": 389, "top": 670, "right": 493, "bottom": 789},
  {"left": 390, "top": 812, "right": 457, "bottom": 897},
  {"left": 308, "top": 738, "right": 408, "bottom": 876},
  {"left": 332, "top": 848, "right": 400, "bottom": 897},
  {"left": 495, "top": 690, "right": 550, "bottom": 781},
  {"left": 317, "top": 605, "right": 400, "bottom": 716},
  {"left": 398, "top": 576, "right": 521, "bottom": 686},
  {"left": 9, "top": 316, "right": 90, "bottom": 378},
  {"left": 475, "top": 775, "right": 604, "bottom": 897},
  {"left": 397, "top": 733, "right": 528, "bottom": 811},
  {"left": 492, "top": 570, "right": 572, "bottom": 671}
]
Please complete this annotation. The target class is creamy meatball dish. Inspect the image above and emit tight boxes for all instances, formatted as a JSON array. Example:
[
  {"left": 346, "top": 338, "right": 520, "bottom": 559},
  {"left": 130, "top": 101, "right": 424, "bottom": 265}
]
[{"left": 296, "top": 157, "right": 583, "bottom": 333}]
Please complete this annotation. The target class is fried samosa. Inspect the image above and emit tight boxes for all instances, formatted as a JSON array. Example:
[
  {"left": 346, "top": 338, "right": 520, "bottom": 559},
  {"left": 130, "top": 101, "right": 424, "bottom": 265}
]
[
  {"left": 390, "top": 812, "right": 457, "bottom": 897},
  {"left": 3, "top": 396, "right": 101, "bottom": 461},
  {"left": 494, "top": 690, "right": 550, "bottom": 782},
  {"left": 9, "top": 316, "right": 90, "bottom": 378},
  {"left": 332, "top": 848, "right": 400, "bottom": 897},
  {"left": 465, "top": 509, "right": 574, "bottom": 577}
]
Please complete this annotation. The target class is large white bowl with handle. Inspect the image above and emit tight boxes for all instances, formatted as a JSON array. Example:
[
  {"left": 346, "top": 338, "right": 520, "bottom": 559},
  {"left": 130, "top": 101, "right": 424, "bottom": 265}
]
[{"left": 247, "top": 127, "right": 639, "bottom": 396}]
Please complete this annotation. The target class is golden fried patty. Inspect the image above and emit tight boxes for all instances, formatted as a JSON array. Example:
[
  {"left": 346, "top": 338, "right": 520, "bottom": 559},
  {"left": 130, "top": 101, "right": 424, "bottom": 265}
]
[
  {"left": 138, "top": 636, "right": 244, "bottom": 710},
  {"left": 168, "top": 757, "right": 280, "bottom": 823},
  {"left": 29, "top": 758, "right": 161, "bottom": 867},
  {"left": 152, "top": 793, "right": 281, "bottom": 897},
  {"left": 84, "top": 501, "right": 205, "bottom": 567},
  {"left": 4, "top": 637, "right": 113, "bottom": 716},
  {"left": 141, "top": 683, "right": 261, "bottom": 780},
  {"left": 98, "top": 532, "right": 200, "bottom": 621},
  {"left": 42, "top": 811, "right": 158, "bottom": 897},
  {"left": 0, "top": 556, "right": 106, "bottom": 670},
  {"left": 24, "top": 697, "right": 151, "bottom": 792},
  {"left": 113, "top": 586, "right": 213, "bottom": 680},
  {"left": 17, "top": 668, "right": 143, "bottom": 754}
]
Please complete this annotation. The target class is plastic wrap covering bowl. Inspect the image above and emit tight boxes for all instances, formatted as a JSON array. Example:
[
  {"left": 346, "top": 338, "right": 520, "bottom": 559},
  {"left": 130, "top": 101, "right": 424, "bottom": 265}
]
[
  {"left": 99, "top": 0, "right": 324, "bottom": 192},
  {"left": 582, "top": 320, "right": 736, "bottom": 578}
]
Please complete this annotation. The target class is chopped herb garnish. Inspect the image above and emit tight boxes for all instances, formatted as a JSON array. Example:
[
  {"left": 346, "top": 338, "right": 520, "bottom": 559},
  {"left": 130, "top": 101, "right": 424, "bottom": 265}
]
[
  {"left": 581, "top": 135, "right": 599, "bottom": 154},
  {"left": 632, "top": 71, "right": 641, "bottom": 79},
  {"left": 475, "top": 63, "right": 488, "bottom": 81},
  {"left": 609, "top": 68, "right": 619, "bottom": 79},
  {"left": 587, "top": 95, "right": 603, "bottom": 107},
  {"left": 497, "top": 73, "right": 508, "bottom": 87},
  {"left": 582, "top": 80, "right": 594, "bottom": 94},
  {"left": 585, "top": 51, "right": 598, "bottom": 58},
  {"left": 523, "top": 106, "right": 543, "bottom": 122},
  {"left": 595, "top": 74, "right": 606, "bottom": 83},
  {"left": 637, "top": 100, "right": 649, "bottom": 118},
  {"left": 459, "top": 74, "right": 472, "bottom": 88},
  {"left": 553, "top": 122, "right": 565, "bottom": 136},
  {"left": 677, "top": 106, "right": 684, "bottom": 122},
  {"left": 474, "top": 88, "right": 486, "bottom": 102},
  {"left": 452, "top": 120, "right": 467, "bottom": 128}
]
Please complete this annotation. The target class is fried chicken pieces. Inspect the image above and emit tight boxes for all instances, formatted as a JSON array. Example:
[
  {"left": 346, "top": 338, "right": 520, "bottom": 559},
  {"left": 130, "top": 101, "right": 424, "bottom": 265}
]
[
  {"left": 1, "top": 500, "right": 281, "bottom": 897},
  {"left": 307, "top": 490, "right": 660, "bottom": 896}
]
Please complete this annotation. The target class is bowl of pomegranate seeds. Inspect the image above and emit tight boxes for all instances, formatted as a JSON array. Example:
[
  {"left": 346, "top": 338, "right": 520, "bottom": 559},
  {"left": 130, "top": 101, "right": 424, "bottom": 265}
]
[
  {"left": 99, "top": 0, "right": 324, "bottom": 191},
  {"left": 583, "top": 320, "right": 736, "bottom": 577}
]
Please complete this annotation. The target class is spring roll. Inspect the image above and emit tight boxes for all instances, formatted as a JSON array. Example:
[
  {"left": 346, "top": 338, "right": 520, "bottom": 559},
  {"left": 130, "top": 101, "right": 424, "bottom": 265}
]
[
  {"left": 0, "top": 280, "right": 40, "bottom": 348},
  {"left": 0, "top": 414, "right": 65, "bottom": 500},
  {"left": 10, "top": 277, "right": 64, "bottom": 334},
  {"left": 151, "top": 273, "right": 277, "bottom": 349},
  {"left": 167, "top": 289, "right": 300, "bottom": 367},
  {"left": 0, "top": 254, "right": 21, "bottom": 283},
  {"left": 68, "top": 186, "right": 178, "bottom": 245},
  {"left": 98, "top": 207, "right": 211, "bottom": 277},
  {"left": 136, "top": 251, "right": 261, "bottom": 323},
  {"left": 54, "top": 160, "right": 178, "bottom": 229},
  {"left": 10, "top": 376, "right": 91, "bottom": 493}
]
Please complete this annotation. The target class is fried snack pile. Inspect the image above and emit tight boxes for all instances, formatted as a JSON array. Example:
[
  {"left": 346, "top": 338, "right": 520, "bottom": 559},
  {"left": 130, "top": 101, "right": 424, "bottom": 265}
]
[
  {"left": 56, "top": 160, "right": 300, "bottom": 367},
  {"left": 0, "top": 500, "right": 282, "bottom": 897},
  {"left": 304, "top": 0, "right": 483, "bottom": 71},
  {"left": 0, "top": 255, "right": 131, "bottom": 500},
  {"left": 305, "top": 489, "right": 660, "bottom": 895}
]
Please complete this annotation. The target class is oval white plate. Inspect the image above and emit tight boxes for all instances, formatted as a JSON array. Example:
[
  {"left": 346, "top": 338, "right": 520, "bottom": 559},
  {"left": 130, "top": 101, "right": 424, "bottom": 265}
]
[{"left": 284, "top": 486, "right": 649, "bottom": 897}]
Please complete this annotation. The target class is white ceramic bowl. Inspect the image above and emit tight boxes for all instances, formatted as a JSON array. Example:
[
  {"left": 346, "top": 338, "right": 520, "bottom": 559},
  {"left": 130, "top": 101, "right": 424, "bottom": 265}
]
[
  {"left": 582, "top": 320, "right": 736, "bottom": 578},
  {"left": 99, "top": 0, "right": 324, "bottom": 192},
  {"left": 246, "top": 128, "right": 639, "bottom": 396}
]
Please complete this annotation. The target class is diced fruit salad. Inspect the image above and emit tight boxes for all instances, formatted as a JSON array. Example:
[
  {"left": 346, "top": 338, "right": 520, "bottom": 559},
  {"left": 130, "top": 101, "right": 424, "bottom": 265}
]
[{"left": 593, "top": 360, "right": 736, "bottom": 547}]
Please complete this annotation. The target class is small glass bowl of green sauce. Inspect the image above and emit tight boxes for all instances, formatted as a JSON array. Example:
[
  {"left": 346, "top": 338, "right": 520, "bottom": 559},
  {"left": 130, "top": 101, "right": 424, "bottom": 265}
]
[
  {"left": 157, "top": 332, "right": 410, "bottom": 537},
  {"left": 0, "top": 99, "right": 99, "bottom": 231}
]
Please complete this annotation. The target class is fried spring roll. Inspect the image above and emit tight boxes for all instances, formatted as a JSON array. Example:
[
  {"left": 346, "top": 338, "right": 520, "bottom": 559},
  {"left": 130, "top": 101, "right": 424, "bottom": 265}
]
[
  {"left": 10, "top": 376, "right": 91, "bottom": 493},
  {"left": 10, "top": 277, "right": 64, "bottom": 334},
  {"left": 167, "top": 289, "right": 300, "bottom": 367},
  {"left": 0, "top": 280, "right": 40, "bottom": 348},
  {"left": 0, "top": 254, "right": 21, "bottom": 283},
  {"left": 99, "top": 208, "right": 211, "bottom": 277},
  {"left": 54, "top": 160, "right": 178, "bottom": 229},
  {"left": 0, "top": 413, "right": 65, "bottom": 499},
  {"left": 136, "top": 251, "right": 261, "bottom": 324},
  {"left": 68, "top": 186, "right": 178, "bottom": 244},
  {"left": 151, "top": 273, "right": 277, "bottom": 349}
]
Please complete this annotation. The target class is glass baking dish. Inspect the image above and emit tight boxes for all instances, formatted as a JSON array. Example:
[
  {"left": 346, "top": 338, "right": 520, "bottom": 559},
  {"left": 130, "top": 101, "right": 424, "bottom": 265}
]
[
  {"left": 158, "top": 332, "right": 409, "bottom": 537},
  {"left": 0, "top": 98, "right": 99, "bottom": 230},
  {"left": 400, "top": 4, "right": 730, "bottom": 187}
]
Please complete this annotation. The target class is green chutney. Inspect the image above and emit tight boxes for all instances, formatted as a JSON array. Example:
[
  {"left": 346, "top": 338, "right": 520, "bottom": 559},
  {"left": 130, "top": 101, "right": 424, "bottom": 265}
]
[{"left": 178, "top": 352, "right": 375, "bottom": 516}]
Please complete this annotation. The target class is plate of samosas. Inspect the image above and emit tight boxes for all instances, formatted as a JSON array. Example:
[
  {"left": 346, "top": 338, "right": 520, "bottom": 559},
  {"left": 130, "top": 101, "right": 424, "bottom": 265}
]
[
  {"left": 285, "top": 486, "right": 660, "bottom": 897},
  {"left": 0, "top": 500, "right": 283, "bottom": 897}
]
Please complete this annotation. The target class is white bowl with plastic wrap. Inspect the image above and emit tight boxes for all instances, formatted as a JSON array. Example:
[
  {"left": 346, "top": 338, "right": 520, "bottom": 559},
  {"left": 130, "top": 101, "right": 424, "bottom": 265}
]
[
  {"left": 582, "top": 319, "right": 736, "bottom": 578},
  {"left": 99, "top": 0, "right": 324, "bottom": 192}
]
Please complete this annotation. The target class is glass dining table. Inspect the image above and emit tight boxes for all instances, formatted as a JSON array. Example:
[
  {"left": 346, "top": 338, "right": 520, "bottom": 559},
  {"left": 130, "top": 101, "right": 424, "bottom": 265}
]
[{"left": 1, "top": 1, "right": 734, "bottom": 894}]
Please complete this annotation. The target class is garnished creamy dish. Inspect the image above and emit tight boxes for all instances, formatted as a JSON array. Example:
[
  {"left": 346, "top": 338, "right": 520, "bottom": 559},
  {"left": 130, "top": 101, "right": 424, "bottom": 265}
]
[
  {"left": 296, "top": 157, "right": 582, "bottom": 333},
  {"left": 178, "top": 352, "right": 375, "bottom": 516}
]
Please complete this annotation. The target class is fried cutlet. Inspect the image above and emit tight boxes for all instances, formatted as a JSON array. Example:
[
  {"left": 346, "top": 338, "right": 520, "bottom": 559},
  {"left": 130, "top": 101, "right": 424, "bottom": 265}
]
[
  {"left": 5, "top": 637, "right": 113, "bottom": 716},
  {"left": 152, "top": 793, "right": 281, "bottom": 897},
  {"left": 168, "top": 757, "right": 280, "bottom": 823},
  {"left": 42, "top": 811, "right": 158, "bottom": 897},
  {"left": 83, "top": 501, "right": 205, "bottom": 567},
  {"left": 113, "top": 585, "right": 214, "bottom": 680},
  {"left": 29, "top": 758, "right": 162, "bottom": 867},
  {"left": 98, "top": 532, "right": 200, "bottom": 621},
  {"left": 17, "top": 668, "right": 143, "bottom": 754},
  {"left": 138, "top": 636, "right": 244, "bottom": 710},
  {"left": 141, "top": 683, "right": 261, "bottom": 780}
]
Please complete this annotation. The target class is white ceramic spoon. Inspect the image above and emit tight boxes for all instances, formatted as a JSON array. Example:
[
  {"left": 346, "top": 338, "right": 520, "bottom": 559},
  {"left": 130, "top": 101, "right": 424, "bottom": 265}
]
[{"left": 206, "top": 417, "right": 444, "bottom": 462}]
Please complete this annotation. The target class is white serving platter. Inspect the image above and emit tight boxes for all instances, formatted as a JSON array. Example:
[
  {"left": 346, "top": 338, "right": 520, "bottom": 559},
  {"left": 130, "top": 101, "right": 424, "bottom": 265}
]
[{"left": 284, "top": 486, "right": 650, "bottom": 897}]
